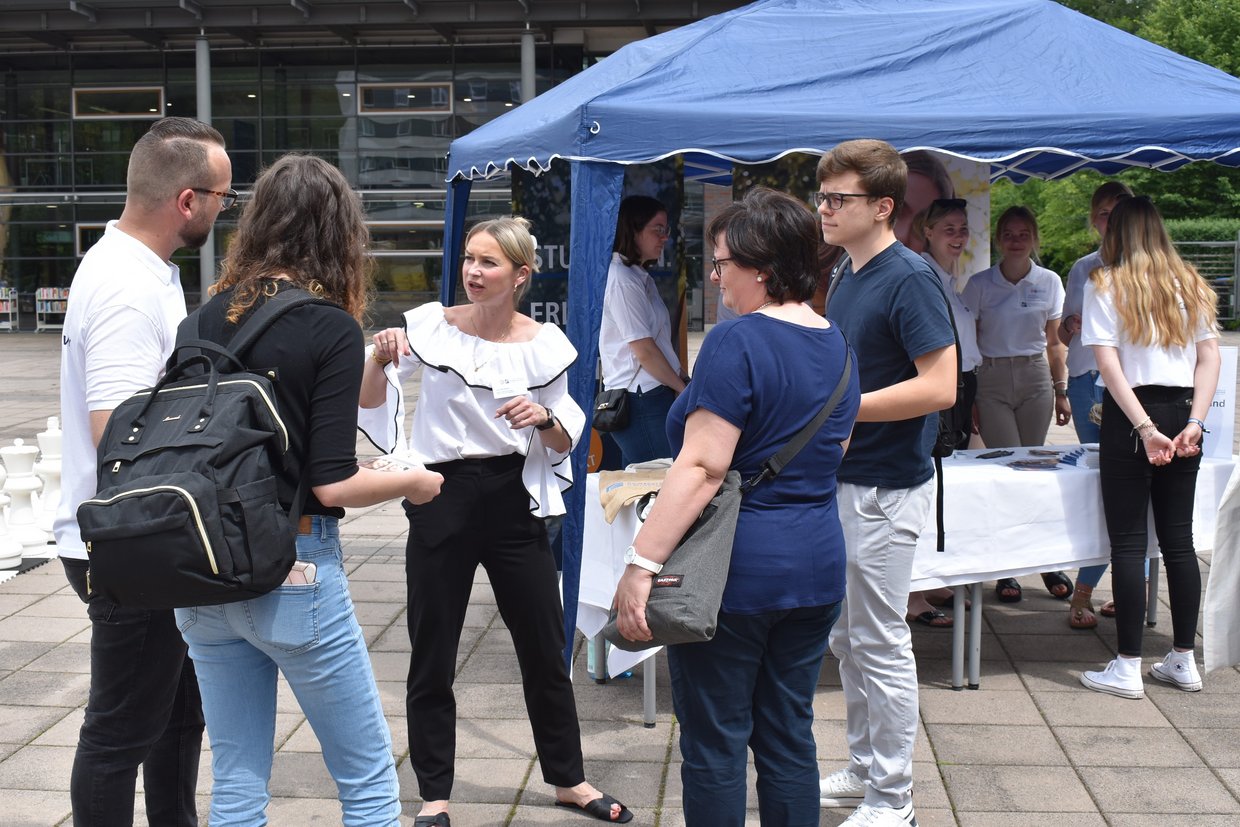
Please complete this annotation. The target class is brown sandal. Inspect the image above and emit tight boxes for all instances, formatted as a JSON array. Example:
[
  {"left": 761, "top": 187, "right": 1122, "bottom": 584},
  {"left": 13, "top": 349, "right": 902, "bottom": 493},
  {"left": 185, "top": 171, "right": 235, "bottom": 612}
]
[
  {"left": 1099, "top": 599, "right": 1116, "bottom": 618},
  {"left": 1069, "top": 583, "right": 1098, "bottom": 630}
]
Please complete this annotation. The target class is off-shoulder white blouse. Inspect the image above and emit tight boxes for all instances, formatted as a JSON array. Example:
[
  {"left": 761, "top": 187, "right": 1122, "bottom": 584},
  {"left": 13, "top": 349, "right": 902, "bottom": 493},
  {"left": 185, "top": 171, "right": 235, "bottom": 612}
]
[{"left": 358, "top": 302, "right": 585, "bottom": 518}]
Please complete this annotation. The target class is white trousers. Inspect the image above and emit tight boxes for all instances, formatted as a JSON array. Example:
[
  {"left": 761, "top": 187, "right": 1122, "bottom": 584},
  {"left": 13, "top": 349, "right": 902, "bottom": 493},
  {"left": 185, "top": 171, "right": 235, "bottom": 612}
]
[{"left": 828, "top": 479, "right": 933, "bottom": 808}]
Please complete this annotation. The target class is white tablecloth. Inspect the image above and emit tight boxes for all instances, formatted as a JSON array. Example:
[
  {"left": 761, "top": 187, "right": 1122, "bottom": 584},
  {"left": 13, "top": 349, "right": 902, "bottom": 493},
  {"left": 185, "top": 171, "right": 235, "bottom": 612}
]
[
  {"left": 579, "top": 446, "right": 1237, "bottom": 676},
  {"left": 912, "top": 446, "right": 1235, "bottom": 589},
  {"left": 580, "top": 473, "right": 663, "bottom": 676}
]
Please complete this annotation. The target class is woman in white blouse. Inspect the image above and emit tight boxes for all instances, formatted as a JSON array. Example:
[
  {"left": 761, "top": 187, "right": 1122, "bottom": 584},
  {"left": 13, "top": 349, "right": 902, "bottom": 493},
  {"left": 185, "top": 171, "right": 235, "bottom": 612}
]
[
  {"left": 962, "top": 205, "right": 1073, "bottom": 604},
  {"left": 360, "top": 217, "right": 632, "bottom": 825},
  {"left": 1079, "top": 196, "right": 1220, "bottom": 700},
  {"left": 599, "top": 195, "right": 687, "bottom": 466}
]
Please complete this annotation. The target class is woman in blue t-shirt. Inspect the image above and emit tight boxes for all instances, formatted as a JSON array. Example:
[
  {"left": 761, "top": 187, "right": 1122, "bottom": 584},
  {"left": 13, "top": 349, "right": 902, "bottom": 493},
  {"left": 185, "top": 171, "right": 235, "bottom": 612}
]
[{"left": 614, "top": 187, "right": 860, "bottom": 826}]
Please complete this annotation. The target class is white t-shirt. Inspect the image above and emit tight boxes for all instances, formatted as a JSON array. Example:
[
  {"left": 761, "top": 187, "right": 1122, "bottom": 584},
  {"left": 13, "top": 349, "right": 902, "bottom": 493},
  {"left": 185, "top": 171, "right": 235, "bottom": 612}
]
[
  {"left": 1063, "top": 250, "right": 1102, "bottom": 377},
  {"left": 1081, "top": 272, "right": 1217, "bottom": 388},
  {"left": 962, "top": 260, "right": 1064, "bottom": 357},
  {"left": 357, "top": 302, "right": 586, "bottom": 518},
  {"left": 54, "top": 221, "right": 187, "bottom": 559},
  {"left": 922, "top": 252, "right": 982, "bottom": 371},
  {"left": 599, "top": 253, "right": 681, "bottom": 392}
]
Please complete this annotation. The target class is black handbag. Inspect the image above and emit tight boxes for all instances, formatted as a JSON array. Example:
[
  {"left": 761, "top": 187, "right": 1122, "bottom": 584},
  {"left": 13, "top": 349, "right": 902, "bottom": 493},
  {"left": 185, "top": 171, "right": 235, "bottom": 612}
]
[
  {"left": 602, "top": 356, "right": 853, "bottom": 651},
  {"left": 592, "top": 387, "right": 630, "bottom": 432}
]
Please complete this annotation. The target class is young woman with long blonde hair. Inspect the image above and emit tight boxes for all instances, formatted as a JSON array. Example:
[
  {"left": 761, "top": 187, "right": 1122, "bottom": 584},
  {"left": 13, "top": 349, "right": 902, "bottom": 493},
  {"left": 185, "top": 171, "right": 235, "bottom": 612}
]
[{"left": 1079, "top": 196, "right": 1220, "bottom": 699}]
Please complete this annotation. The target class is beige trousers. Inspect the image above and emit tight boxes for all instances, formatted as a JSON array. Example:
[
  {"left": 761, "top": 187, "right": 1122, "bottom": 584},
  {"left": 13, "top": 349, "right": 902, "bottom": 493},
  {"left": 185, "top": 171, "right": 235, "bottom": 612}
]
[{"left": 975, "top": 354, "right": 1053, "bottom": 448}]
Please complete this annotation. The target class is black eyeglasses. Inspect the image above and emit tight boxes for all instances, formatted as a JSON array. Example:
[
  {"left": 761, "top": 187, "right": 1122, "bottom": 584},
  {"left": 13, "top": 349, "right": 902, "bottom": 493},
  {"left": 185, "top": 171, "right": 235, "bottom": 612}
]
[
  {"left": 193, "top": 187, "right": 238, "bottom": 210},
  {"left": 711, "top": 257, "right": 734, "bottom": 277},
  {"left": 812, "top": 191, "right": 870, "bottom": 210}
]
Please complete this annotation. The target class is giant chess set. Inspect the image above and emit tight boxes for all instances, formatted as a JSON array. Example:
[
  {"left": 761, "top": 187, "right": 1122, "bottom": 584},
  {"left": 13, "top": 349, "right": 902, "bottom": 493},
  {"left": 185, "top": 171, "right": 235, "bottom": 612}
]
[{"left": 0, "top": 416, "right": 62, "bottom": 585}]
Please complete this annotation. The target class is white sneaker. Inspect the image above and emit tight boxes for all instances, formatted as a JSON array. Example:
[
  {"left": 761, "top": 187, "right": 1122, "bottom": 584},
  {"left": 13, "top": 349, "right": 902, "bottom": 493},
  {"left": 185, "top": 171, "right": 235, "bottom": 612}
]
[
  {"left": 841, "top": 802, "right": 918, "bottom": 826},
  {"left": 1150, "top": 650, "right": 1203, "bottom": 692},
  {"left": 819, "top": 767, "right": 866, "bottom": 807},
  {"left": 1080, "top": 656, "right": 1144, "bottom": 699}
]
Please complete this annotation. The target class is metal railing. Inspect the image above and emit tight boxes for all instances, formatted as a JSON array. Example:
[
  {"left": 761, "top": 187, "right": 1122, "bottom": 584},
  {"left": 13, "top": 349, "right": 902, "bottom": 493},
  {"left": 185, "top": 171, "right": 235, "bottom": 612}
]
[{"left": 1176, "top": 235, "right": 1238, "bottom": 322}]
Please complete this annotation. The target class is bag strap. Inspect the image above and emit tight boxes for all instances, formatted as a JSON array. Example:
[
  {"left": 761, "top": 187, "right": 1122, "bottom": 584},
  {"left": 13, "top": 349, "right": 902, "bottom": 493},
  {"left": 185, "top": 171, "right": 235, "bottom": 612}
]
[
  {"left": 927, "top": 270, "right": 964, "bottom": 553},
  {"left": 740, "top": 354, "right": 853, "bottom": 494}
]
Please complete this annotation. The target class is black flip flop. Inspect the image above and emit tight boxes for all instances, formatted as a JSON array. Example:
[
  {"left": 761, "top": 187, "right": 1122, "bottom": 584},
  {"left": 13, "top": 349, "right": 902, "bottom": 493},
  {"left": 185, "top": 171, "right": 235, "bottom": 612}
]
[
  {"left": 908, "top": 608, "right": 953, "bottom": 628},
  {"left": 414, "top": 814, "right": 450, "bottom": 827},
  {"left": 1042, "top": 571, "right": 1074, "bottom": 600},
  {"left": 555, "top": 793, "right": 634, "bottom": 823},
  {"left": 996, "top": 577, "right": 1023, "bottom": 603}
]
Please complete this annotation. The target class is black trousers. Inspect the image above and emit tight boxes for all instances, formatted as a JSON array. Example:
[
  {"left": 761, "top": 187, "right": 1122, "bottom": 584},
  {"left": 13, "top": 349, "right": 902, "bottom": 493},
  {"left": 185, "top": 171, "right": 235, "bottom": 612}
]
[
  {"left": 403, "top": 453, "right": 585, "bottom": 801},
  {"left": 62, "top": 558, "right": 204, "bottom": 827},
  {"left": 1099, "top": 386, "right": 1203, "bottom": 657}
]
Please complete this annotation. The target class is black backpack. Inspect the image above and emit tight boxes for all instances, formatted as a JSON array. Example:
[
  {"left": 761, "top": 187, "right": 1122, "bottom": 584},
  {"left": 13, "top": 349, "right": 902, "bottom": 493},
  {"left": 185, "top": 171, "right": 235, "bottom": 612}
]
[{"left": 77, "top": 289, "right": 331, "bottom": 609}]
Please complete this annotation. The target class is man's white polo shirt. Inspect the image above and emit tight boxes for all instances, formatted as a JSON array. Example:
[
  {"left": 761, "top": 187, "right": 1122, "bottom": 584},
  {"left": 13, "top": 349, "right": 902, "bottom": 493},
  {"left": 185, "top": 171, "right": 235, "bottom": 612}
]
[{"left": 54, "top": 221, "right": 188, "bottom": 560}]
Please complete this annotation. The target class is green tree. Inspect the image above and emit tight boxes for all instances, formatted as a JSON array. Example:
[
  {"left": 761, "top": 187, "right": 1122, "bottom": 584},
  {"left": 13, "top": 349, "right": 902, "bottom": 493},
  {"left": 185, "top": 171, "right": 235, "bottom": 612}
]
[
  {"left": 993, "top": 0, "right": 1240, "bottom": 274},
  {"left": 1139, "top": 0, "right": 1240, "bottom": 76},
  {"left": 1059, "top": 0, "right": 1153, "bottom": 33}
]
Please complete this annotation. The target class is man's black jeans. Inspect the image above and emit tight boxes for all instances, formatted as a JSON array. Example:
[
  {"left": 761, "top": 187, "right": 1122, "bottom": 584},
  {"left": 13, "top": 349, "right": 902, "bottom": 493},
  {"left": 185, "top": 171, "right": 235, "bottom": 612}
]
[{"left": 62, "top": 558, "right": 204, "bottom": 826}]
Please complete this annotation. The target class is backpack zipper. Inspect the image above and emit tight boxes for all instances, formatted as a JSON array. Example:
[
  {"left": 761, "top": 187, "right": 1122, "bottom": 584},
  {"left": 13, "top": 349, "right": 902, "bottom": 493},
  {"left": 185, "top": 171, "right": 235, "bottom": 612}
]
[
  {"left": 81, "top": 485, "right": 219, "bottom": 574},
  {"left": 127, "top": 379, "right": 289, "bottom": 452}
]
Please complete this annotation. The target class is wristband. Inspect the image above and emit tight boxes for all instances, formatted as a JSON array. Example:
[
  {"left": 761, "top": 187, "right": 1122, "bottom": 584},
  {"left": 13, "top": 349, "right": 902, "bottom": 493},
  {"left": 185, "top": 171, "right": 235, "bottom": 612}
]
[{"left": 1187, "top": 417, "right": 1211, "bottom": 433}]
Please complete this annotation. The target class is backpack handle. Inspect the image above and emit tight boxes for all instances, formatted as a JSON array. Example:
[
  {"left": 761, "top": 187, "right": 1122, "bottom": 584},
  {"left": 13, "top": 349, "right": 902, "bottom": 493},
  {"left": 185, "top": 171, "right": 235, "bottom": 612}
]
[
  {"left": 122, "top": 353, "right": 222, "bottom": 444},
  {"left": 167, "top": 339, "right": 248, "bottom": 374}
]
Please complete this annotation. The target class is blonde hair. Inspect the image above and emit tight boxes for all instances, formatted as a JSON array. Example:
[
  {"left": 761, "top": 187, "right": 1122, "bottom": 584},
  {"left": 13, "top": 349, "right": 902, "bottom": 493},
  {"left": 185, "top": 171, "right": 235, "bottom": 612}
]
[
  {"left": 465, "top": 216, "right": 538, "bottom": 303},
  {"left": 1092, "top": 196, "right": 1217, "bottom": 348}
]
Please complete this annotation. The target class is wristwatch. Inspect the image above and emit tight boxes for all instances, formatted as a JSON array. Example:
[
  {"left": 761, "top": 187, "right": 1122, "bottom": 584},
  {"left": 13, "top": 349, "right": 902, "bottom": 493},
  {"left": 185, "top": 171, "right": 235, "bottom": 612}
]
[
  {"left": 623, "top": 545, "right": 663, "bottom": 574},
  {"left": 535, "top": 407, "right": 556, "bottom": 431}
]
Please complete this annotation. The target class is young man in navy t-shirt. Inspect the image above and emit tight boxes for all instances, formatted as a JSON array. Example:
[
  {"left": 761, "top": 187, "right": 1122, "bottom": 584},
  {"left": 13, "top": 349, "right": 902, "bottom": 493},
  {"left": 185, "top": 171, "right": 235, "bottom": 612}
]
[{"left": 814, "top": 140, "right": 957, "bottom": 827}]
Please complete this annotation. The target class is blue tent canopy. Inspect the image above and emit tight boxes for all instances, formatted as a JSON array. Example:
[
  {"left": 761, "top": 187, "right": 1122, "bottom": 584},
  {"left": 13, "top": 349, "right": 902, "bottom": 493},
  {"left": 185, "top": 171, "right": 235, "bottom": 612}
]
[
  {"left": 441, "top": 0, "right": 1240, "bottom": 666},
  {"left": 448, "top": 0, "right": 1240, "bottom": 183}
]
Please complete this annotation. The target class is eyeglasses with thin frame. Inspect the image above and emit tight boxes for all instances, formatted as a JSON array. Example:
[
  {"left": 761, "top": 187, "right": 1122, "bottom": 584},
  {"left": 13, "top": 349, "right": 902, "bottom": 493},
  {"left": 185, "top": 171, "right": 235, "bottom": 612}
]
[
  {"left": 193, "top": 187, "right": 239, "bottom": 210},
  {"left": 711, "top": 257, "right": 734, "bottom": 277},
  {"left": 812, "top": 191, "right": 871, "bottom": 210},
  {"left": 646, "top": 223, "right": 671, "bottom": 238}
]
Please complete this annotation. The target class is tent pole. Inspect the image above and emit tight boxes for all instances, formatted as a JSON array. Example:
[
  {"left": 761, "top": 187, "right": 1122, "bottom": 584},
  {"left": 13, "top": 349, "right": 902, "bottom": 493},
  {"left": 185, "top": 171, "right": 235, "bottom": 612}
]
[
  {"left": 440, "top": 177, "right": 472, "bottom": 306},
  {"left": 562, "top": 160, "right": 625, "bottom": 671}
]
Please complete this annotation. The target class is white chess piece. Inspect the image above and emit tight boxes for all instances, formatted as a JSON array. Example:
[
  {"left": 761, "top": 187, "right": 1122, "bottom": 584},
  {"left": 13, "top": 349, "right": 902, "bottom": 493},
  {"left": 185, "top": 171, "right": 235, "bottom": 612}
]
[
  {"left": 1, "top": 438, "right": 46, "bottom": 558},
  {"left": 35, "top": 417, "right": 63, "bottom": 535},
  {"left": 0, "top": 490, "right": 21, "bottom": 569}
]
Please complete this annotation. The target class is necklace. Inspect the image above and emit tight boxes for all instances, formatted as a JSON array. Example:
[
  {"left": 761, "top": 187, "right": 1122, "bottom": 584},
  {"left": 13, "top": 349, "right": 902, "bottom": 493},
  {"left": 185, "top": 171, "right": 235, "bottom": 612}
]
[
  {"left": 753, "top": 300, "right": 777, "bottom": 313},
  {"left": 470, "top": 310, "right": 514, "bottom": 372}
]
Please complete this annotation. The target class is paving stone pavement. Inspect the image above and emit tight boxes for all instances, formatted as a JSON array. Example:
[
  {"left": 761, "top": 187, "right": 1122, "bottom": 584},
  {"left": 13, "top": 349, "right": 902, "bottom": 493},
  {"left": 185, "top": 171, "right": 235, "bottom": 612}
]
[{"left": 2, "top": 330, "right": 1239, "bottom": 826}]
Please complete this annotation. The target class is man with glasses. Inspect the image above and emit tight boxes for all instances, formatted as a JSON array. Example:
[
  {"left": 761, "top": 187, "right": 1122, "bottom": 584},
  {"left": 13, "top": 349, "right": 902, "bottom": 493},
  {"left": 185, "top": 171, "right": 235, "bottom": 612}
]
[
  {"left": 56, "top": 116, "right": 231, "bottom": 826},
  {"left": 813, "top": 140, "right": 957, "bottom": 827}
]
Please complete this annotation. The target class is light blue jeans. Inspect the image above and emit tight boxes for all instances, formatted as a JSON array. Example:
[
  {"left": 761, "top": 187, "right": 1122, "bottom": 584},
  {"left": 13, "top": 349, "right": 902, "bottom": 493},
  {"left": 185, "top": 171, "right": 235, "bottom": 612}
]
[
  {"left": 175, "top": 516, "right": 399, "bottom": 827},
  {"left": 1068, "top": 372, "right": 1109, "bottom": 590},
  {"left": 829, "top": 479, "right": 933, "bottom": 810}
]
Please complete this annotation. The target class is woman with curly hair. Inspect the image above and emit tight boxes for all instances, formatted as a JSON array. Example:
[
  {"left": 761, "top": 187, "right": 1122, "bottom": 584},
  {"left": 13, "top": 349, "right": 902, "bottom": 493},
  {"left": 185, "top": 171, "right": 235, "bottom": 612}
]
[{"left": 176, "top": 153, "right": 444, "bottom": 826}]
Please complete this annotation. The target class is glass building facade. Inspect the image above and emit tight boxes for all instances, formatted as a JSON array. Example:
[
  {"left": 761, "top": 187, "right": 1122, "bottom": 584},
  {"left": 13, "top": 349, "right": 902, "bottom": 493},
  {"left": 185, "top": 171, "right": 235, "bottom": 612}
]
[{"left": 0, "top": 42, "right": 585, "bottom": 324}]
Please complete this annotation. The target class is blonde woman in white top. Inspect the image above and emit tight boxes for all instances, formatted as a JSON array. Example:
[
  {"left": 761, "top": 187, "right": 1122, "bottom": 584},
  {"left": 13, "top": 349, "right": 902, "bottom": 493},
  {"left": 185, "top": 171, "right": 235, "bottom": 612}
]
[
  {"left": 1079, "top": 196, "right": 1219, "bottom": 700},
  {"left": 962, "top": 205, "right": 1073, "bottom": 604},
  {"left": 360, "top": 217, "right": 632, "bottom": 825}
]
